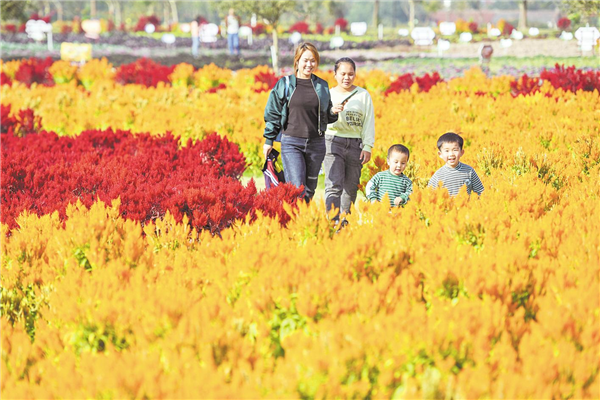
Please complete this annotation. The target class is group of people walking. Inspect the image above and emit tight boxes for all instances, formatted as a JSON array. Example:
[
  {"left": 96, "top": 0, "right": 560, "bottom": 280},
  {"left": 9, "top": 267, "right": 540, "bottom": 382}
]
[{"left": 263, "top": 42, "right": 484, "bottom": 224}]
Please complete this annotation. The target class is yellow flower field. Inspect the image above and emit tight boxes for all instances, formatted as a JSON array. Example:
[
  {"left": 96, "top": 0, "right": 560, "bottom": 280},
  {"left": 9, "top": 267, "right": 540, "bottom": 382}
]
[{"left": 1, "top": 62, "right": 599, "bottom": 398}]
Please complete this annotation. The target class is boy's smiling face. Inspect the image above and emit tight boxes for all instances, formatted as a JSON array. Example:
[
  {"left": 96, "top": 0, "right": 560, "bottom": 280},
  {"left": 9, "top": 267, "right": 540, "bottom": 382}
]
[
  {"left": 438, "top": 141, "right": 464, "bottom": 168},
  {"left": 387, "top": 151, "right": 409, "bottom": 176}
]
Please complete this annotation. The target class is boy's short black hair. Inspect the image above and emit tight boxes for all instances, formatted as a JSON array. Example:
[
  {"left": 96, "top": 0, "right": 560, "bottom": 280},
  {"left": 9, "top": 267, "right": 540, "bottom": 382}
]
[
  {"left": 437, "top": 132, "right": 464, "bottom": 150},
  {"left": 388, "top": 144, "right": 410, "bottom": 159}
]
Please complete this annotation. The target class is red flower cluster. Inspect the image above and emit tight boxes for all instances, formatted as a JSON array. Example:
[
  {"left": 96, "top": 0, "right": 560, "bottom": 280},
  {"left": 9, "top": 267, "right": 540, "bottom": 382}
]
[
  {"left": 4, "top": 24, "right": 17, "bottom": 33},
  {"left": 1, "top": 128, "right": 303, "bottom": 234},
  {"left": 511, "top": 64, "right": 600, "bottom": 96},
  {"left": 0, "top": 104, "right": 42, "bottom": 136},
  {"left": 254, "top": 70, "right": 279, "bottom": 93},
  {"left": 384, "top": 72, "right": 444, "bottom": 96},
  {"left": 115, "top": 58, "right": 175, "bottom": 87},
  {"left": 134, "top": 15, "right": 161, "bottom": 32},
  {"left": 468, "top": 21, "right": 478, "bottom": 34},
  {"left": 288, "top": 21, "right": 311, "bottom": 34},
  {"left": 13, "top": 57, "right": 55, "bottom": 88},
  {"left": 334, "top": 18, "right": 348, "bottom": 32},
  {"left": 541, "top": 64, "right": 600, "bottom": 93},
  {"left": 557, "top": 17, "right": 571, "bottom": 31}
]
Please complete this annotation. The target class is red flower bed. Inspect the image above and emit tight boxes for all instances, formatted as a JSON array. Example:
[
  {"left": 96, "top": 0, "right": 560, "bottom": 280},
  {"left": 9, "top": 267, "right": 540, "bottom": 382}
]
[
  {"left": 1, "top": 129, "right": 302, "bottom": 234},
  {"left": 1, "top": 71, "right": 12, "bottom": 86},
  {"left": 541, "top": 64, "right": 600, "bottom": 93},
  {"left": 13, "top": 57, "right": 55, "bottom": 87},
  {"left": 510, "top": 65, "right": 600, "bottom": 96},
  {"left": 288, "top": 21, "right": 311, "bottom": 34},
  {"left": 384, "top": 72, "right": 444, "bottom": 96},
  {"left": 115, "top": 58, "right": 175, "bottom": 87}
]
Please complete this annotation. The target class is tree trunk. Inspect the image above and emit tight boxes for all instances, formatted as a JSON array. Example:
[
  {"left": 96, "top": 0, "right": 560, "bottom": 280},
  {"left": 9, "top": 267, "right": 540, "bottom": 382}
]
[
  {"left": 52, "top": 0, "right": 63, "bottom": 21},
  {"left": 272, "top": 25, "right": 279, "bottom": 73},
  {"left": 409, "top": 0, "right": 415, "bottom": 30},
  {"left": 115, "top": 1, "right": 121, "bottom": 27},
  {"left": 373, "top": 0, "right": 379, "bottom": 31},
  {"left": 163, "top": 2, "right": 169, "bottom": 26},
  {"left": 90, "top": 0, "right": 96, "bottom": 19},
  {"left": 169, "top": 0, "right": 179, "bottom": 24},
  {"left": 518, "top": 0, "right": 527, "bottom": 31},
  {"left": 106, "top": 0, "right": 114, "bottom": 20}
]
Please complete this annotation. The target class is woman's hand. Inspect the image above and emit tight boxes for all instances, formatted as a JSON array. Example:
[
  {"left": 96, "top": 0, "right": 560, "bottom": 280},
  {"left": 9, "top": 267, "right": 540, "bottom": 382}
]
[
  {"left": 331, "top": 103, "right": 344, "bottom": 115},
  {"left": 263, "top": 144, "right": 273, "bottom": 159},
  {"left": 360, "top": 150, "right": 371, "bottom": 165}
]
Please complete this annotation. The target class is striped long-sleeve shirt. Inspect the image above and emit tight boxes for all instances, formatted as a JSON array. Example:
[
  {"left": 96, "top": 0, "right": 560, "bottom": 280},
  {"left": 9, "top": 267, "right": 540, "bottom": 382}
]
[
  {"left": 427, "top": 162, "right": 484, "bottom": 196},
  {"left": 366, "top": 170, "right": 413, "bottom": 207}
]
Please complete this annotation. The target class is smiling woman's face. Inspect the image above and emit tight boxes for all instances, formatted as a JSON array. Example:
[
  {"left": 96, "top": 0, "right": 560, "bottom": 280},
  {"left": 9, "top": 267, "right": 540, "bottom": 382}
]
[
  {"left": 334, "top": 62, "right": 356, "bottom": 90},
  {"left": 297, "top": 50, "right": 317, "bottom": 79}
]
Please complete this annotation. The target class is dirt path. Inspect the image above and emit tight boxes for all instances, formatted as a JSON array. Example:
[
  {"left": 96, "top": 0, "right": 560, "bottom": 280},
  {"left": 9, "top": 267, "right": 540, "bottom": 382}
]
[{"left": 321, "top": 38, "right": 593, "bottom": 60}]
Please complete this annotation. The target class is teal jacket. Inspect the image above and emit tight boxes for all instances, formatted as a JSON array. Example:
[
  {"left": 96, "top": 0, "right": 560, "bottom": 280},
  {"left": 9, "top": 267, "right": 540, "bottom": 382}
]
[{"left": 263, "top": 74, "right": 338, "bottom": 145}]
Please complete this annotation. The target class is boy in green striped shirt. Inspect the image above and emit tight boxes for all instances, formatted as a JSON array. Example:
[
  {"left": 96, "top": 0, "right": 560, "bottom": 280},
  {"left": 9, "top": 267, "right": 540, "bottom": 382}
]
[{"left": 366, "top": 144, "right": 413, "bottom": 207}]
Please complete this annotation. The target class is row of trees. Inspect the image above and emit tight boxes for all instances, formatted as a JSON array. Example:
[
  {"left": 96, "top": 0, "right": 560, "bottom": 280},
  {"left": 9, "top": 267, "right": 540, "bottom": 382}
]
[
  {"left": 3, "top": 1, "right": 599, "bottom": 28},
  {"left": 2, "top": 0, "right": 598, "bottom": 71}
]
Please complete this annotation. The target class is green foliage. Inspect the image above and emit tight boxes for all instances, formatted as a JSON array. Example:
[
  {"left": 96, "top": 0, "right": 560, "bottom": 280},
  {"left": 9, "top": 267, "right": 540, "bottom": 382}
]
[
  {"left": 268, "top": 294, "right": 307, "bottom": 358},
  {"left": 68, "top": 323, "right": 132, "bottom": 355},
  {"left": 0, "top": 283, "right": 47, "bottom": 342}
]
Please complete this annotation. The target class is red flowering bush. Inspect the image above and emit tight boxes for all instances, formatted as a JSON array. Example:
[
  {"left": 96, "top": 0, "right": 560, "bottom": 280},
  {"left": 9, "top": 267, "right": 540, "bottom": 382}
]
[
  {"left": 541, "top": 64, "right": 600, "bottom": 93},
  {"left": 1, "top": 71, "right": 12, "bottom": 86},
  {"left": 384, "top": 72, "right": 443, "bottom": 96},
  {"left": 29, "top": 13, "right": 52, "bottom": 23},
  {"left": 288, "top": 21, "right": 311, "bottom": 34},
  {"left": 254, "top": 70, "right": 278, "bottom": 93},
  {"left": 510, "top": 65, "right": 600, "bottom": 96},
  {"left": 502, "top": 22, "right": 514, "bottom": 36},
  {"left": 468, "top": 21, "right": 478, "bottom": 33},
  {"left": 134, "top": 15, "right": 160, "bottom": 32},
  {"left": 61, "top": 24, "right": 72, "bottom": 34},
  {"left": 510, "top": 74, "right": 544, "bottom": 97},
  {"left": 1, "top": 129, "right": 302, "bottom": 234},
  {"left": 334, "top": 18, "right": 348, "bottom": 32},
  {"left": 14, "top": 57, "right": 55, "bottom": 87},
  {"left": 557, "top": 17, "right": 571, "bottom": 31},
  {"left": 384, "top": 73, "right": 415, "bottom": 96},
  {"left": 4, "top": 24, "right": 17, "bottom": 33},
  {"left": 253, "top": 23, "right": 266, "bottom": 35},
  {"left": 315, "top": 23, "right": 324, "bottom": 35},
  {"left": 115, "top": 58, "right": 175, "bottom": 87},
  {"left": 415, "top": 72, "right": 443, "bottom": 93}
]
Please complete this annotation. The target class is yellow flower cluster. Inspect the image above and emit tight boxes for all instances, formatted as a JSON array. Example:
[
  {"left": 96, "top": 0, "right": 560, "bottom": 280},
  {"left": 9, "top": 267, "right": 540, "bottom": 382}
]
[{"left": 2, "top": 63, "right": 599, "bottom": 398}]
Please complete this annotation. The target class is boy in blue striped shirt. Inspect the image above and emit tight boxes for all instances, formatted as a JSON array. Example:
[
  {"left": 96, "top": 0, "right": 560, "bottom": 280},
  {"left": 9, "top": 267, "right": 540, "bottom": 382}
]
[
  {"left": 366, "top": 144, "right": 413, "bottom": 207},
  {"left": 428, "top": 132, "right": 484, "bottom": 196}
]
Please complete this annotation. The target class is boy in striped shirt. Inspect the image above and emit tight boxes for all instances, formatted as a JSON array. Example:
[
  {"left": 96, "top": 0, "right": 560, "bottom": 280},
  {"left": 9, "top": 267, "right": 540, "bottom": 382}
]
[
  {"left": 366, "top": 144, "right": 413, "bottom": 207},
  {"left": 428, "top": 132, "right": 484, "bottom": 196}
]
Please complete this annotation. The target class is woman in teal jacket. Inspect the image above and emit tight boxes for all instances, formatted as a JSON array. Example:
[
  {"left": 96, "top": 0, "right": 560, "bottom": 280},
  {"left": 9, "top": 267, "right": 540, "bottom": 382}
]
[{"left": 263, "top": 43, "right": 343, "bottom": 202}]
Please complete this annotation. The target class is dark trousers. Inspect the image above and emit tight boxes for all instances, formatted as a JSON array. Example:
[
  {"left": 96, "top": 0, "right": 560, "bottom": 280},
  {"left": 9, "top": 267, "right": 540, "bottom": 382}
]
[
  {"left": 323, "top": 135, "right": 363, "bottom": 219},
  {"left": 281, "top": 134, "right": 325, "bottom": 202}
]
